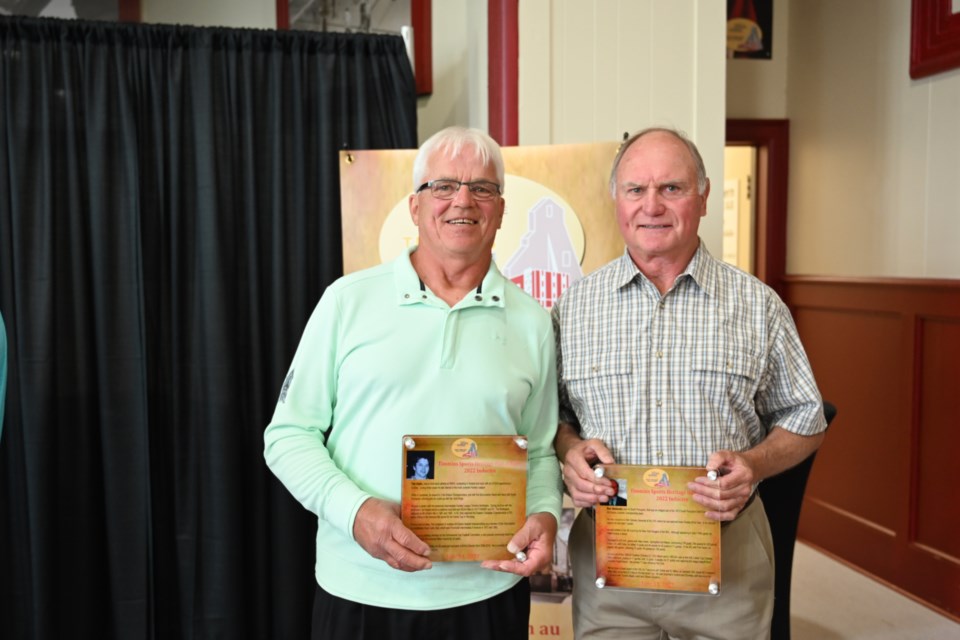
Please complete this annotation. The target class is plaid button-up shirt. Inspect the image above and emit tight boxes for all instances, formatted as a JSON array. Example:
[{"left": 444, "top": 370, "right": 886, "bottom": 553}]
[{"left": 554, "top": 244, "right": 826, "bottom": 467}]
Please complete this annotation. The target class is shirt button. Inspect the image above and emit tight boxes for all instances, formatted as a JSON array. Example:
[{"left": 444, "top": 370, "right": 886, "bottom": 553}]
[
  {"left": 656, "top": 400, "right": 662, "bottom": 408},
  {"left": 592, "top": 365, "right": 599, "bottom": 373},
  {"left": 404, "top": 294, "right": 410, "bottom": 299},
  {"left": 656, "top": 451, "right": 664, "bottom": 458},
  {"left": 656, "top": 351, "right": 663, "bottom": 358},
  {"left": 492, "top": 296, "right": 500, "bottom": 302},
  {"left": 475, "top": 295, "right": 483, "bottom": 301}
]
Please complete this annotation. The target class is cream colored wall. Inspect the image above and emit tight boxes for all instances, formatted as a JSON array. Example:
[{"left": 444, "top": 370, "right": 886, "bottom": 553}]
[
  {"left": 726, "top": 0, "right": 789, "bottom": 119},
  {"left": 141, "top": 0, "right": 275, "bottom": 29},
  {"left": 786, "top": 0, "right": 960, "bottom": 278},
  {"left": 517, "top": 0, "right": 727, "bottom": 260},
  {"left": 415, "top": 0, "right": 488, "bottom": 142},
  {"left": 728, "top": 0, "right": 960, "bottom": 278}
]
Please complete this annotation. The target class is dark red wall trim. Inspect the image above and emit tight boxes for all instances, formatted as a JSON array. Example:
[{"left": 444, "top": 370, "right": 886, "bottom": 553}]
[
  {"left": 784, "top": 276, "right": 960, "bottom": 621},
  {"left": 118, "top": 0, "right": 140, "bottom": 22},
  {"left": 910, "top": 0, "right": 960, "bottom": 79},
  {"left": 725, "top": 119, "right": 789, "bottom": 295},
  {"left": 488, "top": 0, "right": 518, "bottom": 146},
  {"left": 411, "top": 0, "right": 432, "bottom": 95},
  {"left": 276, "top": 0, "right": 289, "bottom": 29}
]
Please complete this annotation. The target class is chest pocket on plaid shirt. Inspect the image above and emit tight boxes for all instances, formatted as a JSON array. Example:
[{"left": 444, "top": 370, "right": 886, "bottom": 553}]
[
  {"left": 562, "top": 351, "right": 634, "bottom": 431},
  {"left": 689, "top": 349, "right": 761, "bottom": 415}
]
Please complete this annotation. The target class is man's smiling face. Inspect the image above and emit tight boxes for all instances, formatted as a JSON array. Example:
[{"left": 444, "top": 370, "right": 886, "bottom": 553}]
[
  {"left": 613, "top": 131, "right": 709, "bottom": 267},
  {"left": 412, "top": 457, "right": 430, "bottom": 479},
  {"left": 408, "top": 151, "right": 504, "bottom": 265}
]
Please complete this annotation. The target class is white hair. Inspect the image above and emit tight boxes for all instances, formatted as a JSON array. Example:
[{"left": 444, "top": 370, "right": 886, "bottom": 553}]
[{"left": 412, "top": 126, "right": 505, "bottom": 193}]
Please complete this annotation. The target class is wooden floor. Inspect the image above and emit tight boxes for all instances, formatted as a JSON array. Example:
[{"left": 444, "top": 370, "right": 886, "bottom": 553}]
[{"left": 791, "top": 542, "right": 959, "bottom": 639}]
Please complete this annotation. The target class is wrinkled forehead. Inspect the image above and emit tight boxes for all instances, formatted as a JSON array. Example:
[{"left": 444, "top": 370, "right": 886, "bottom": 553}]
[{"left": 618, "top": 135, "right": 698, "bottom": 183}]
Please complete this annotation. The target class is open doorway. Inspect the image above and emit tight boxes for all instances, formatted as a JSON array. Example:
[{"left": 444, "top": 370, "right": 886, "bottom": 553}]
[
  {"left": 725, "top": 119, "right": 790, "bottom": 295},
  {"left": 722, "top": 145, "right": 757, "bottom": 274}
]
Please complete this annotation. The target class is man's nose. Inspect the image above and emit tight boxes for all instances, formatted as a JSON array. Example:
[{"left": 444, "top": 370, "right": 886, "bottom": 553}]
[
  {"left": 639, "top": 189, "right": 666, "bottom": 212},
  {"left": 452, "top": 183, "right": 476, "bottom": 205}
]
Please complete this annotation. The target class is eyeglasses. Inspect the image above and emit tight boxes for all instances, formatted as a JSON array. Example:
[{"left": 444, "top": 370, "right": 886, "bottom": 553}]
[
  {"left": 620, "top": 183, "right": 697, "bottom": 202},
  {"left": 416, "top": 179, "right": 502, "bottom": 201}
]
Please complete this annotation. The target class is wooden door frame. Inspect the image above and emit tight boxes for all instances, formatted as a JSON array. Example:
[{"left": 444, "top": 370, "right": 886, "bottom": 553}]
[{"left": 725, "top": 119, "right": 790, "bottom": 295}]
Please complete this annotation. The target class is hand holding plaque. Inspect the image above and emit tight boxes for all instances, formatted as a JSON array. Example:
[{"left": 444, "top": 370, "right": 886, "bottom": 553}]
[{"left": 400, "top": 435, "right": 528, "bottom": 562}]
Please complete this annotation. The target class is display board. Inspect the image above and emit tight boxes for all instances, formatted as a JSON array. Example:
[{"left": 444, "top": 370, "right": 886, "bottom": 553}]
[{"left": 339, "top": 141, "right": 623, "bottom": 306}]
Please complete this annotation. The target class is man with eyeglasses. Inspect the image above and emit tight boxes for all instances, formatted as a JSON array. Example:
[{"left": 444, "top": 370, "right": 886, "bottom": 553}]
[
  {"left": 264, "top": 126, "right": 560, "bottom": 640},
  {"left": 552, "top": 127, "right": 827, "bottom": 639}
]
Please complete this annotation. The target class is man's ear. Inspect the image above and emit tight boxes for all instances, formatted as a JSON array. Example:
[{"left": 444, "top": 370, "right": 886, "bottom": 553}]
[
  {"left": 409, "top": 192, "right": 420, "bottom": 225},
  {"left": 700, "top": 178, "right": 711, "bottom": 216}
]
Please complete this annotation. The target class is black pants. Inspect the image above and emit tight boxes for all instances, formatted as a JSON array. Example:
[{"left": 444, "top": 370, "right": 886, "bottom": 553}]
[{"left": 311, "top": 578, "right": 530, "bottom": 640}]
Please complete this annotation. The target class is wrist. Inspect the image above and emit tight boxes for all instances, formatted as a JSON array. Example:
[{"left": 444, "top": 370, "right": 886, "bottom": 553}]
[{"left": 554, "top": 423, "right": 581, "bottom": 460}]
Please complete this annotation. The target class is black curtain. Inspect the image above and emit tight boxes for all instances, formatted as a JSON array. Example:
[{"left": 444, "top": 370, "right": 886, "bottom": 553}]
[{"left": 0, "top": 16, "right": 417, "bottom": 639}]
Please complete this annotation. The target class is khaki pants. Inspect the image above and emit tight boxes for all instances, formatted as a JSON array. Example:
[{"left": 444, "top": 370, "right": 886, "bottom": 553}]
[{"left": 569, "top": 496, "right": 774, "bottom": 640}]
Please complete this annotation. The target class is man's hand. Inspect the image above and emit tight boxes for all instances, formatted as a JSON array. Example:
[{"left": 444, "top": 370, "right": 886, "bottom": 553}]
[
  {"left": 689, "top": 427, "right": 826, "bottom": 521},
  {"left": 481, "top": 512, "right": 557, "bottom": 576},
  {"left": 352, "top": 497, "right": 432, "bottom": 572},
  {"left": 555, "top": 423, "right": 617, "bottom": 508},
  {"left": 687, "top": 450, "right": 756, "bottom": 522}
]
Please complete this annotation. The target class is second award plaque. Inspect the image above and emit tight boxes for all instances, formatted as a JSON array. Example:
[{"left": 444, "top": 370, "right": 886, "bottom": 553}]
[
  {"left": 400, "top": 434, "right": 527, "bottom": 562},
  {"left": 593, "top": 464, "right": 721, "bottom": 594}
]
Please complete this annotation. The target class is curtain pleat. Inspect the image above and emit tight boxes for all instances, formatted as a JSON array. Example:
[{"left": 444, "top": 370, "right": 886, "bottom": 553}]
[{"left": 0, "top": 16, "right": 417, "bottom": 639}]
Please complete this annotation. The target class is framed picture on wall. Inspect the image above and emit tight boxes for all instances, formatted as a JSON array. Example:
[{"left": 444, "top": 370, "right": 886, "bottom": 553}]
[
  {"left": 910, "top": 0, "right": 960, "bottom": 79},
  {"left": 726, "top": 0, "right": 773, "bottom": 59},
  {"left": 276, "top": 0, "right": 432, "bottom": 95}
]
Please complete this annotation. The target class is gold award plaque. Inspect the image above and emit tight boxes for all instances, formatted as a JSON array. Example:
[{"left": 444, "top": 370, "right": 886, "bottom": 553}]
[
  {"left": 400, "top": 435, "right": 527, "bottom": 562},
  {"left": 593, "top": 465, "right": 721, "bottom": 594}
]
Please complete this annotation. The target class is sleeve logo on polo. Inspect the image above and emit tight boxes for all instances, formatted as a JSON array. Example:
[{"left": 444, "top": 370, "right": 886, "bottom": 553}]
[{"left": 279, "top": 368, "right": 294, "bottom": 403}]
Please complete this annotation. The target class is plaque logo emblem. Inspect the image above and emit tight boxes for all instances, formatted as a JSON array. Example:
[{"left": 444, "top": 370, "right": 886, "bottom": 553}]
[
  {"left": 642, "top": 468, "right": 671, "bottom": 488},
  {"left": 451, "top": 438, "right": 479, "bottom": 458}
]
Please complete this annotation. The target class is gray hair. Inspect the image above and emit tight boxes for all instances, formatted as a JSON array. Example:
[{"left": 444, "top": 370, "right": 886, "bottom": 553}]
[
  {"left": 608, "top": 127, "right": 708, "bottom": 198},
  {"left": 412, "top": 126, "right": 505, "bottom": 192}
]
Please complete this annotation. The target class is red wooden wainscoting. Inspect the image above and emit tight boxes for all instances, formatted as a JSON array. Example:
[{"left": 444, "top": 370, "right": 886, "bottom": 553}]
[{"left": 783, "top": 276, "right": 960, "bottom": 621}]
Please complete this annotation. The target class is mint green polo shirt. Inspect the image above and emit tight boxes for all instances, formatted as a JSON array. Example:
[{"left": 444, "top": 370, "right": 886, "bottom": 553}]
[{"left": 264, "top": 247, "right": 561, "bottom": 610}]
